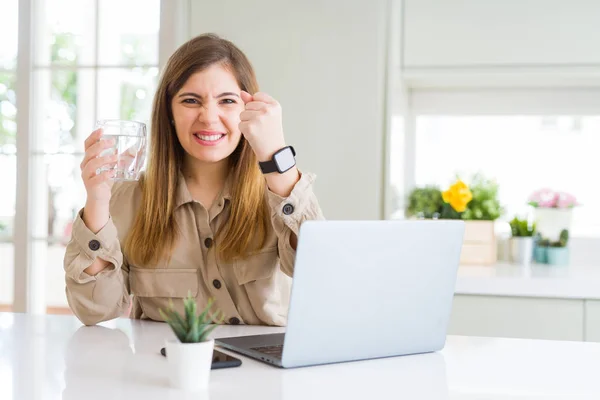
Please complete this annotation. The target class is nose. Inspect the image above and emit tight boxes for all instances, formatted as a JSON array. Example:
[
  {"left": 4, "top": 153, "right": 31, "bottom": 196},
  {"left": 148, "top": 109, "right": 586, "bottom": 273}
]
[{"left": 197, "top": 101, "right": 220, "bottom": 125}]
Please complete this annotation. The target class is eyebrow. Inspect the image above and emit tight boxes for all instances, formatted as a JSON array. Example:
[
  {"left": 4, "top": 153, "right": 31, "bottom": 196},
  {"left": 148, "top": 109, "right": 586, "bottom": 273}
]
[{"left": 177, "top": 92, "right": 240, "bottom": 99}]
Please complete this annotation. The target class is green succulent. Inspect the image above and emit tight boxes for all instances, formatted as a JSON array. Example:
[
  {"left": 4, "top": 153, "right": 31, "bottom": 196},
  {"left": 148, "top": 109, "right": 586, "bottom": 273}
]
[
  {"left": 550, "top": 229, "right": 569, "bottom": 248},
  {"left": 159, "top": 292, "right": 225, "bottom": 343},
  {"left": 509, "top": 217, "right": 536, "bottom": 237},
  {"left": 535, "top": 233, "right": 551, "bottom": 247}
]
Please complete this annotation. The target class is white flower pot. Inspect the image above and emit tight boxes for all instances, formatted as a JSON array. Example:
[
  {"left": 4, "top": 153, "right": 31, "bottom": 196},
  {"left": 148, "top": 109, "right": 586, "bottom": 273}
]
[
  {"left": 533, "top": 208, "right": 573, "bottom": 241},
  {"left": 510, "top": 237, "right": 534, "bottom": 265},
  {"left": 165, "top": 338, "right": 214, "bottom": 391}
]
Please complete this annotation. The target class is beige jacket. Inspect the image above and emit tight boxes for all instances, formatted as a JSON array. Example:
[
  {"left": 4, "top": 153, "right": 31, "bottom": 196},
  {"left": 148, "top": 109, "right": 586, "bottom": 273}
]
[{"left": 63, "top": 171, "right": 324, "bottom": 326}]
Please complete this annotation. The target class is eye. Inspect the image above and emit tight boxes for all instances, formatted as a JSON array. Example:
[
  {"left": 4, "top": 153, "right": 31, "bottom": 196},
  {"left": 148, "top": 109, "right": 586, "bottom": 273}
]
[
  {"left": 182, "top": 98, "right": 199, "bottom": 104},
  {"left": 221, "top": 98, "right": 237, "bottom": 105}
]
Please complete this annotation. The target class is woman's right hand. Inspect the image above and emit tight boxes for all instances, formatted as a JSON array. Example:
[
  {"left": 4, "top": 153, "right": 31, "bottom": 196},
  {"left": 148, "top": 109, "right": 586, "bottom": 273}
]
[{"left": 80, "top": 129, "right": 118, "bottom": 204}]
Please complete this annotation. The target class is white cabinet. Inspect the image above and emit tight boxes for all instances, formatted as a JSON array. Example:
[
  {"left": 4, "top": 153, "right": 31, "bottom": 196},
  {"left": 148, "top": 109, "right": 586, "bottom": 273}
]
[
  {"left": 584, "top": 300, "right": 600, "bottom": 343},
  {"left": 403, "top": 0, "right": 600, "bottom": 68},
  {"left": 448, "top": 295, "right": 584, "bottom": 341}
]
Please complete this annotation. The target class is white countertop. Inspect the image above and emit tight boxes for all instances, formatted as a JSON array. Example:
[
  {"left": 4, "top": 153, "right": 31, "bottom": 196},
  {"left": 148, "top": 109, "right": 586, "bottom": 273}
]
[
  {"left": 2, "top": 313, "right": 600, "bottom": 399},
  {"left": 455, "top": 263, "right": 600, "bottom": 299}
]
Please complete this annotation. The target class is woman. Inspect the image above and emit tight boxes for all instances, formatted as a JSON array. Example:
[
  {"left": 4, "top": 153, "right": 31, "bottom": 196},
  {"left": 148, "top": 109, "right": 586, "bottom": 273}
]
[{"left": 64, "top": 33, "right": 324, "bottom": 326}]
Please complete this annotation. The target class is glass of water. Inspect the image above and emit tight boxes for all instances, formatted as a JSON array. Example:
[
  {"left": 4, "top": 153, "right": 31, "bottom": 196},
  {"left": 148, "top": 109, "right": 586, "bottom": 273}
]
[{"left": 96, "top": 119, "right": 147, "bottom": 181}]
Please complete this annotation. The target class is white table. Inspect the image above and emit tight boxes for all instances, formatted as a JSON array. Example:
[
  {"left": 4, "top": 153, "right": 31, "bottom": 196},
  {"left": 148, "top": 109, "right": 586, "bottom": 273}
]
[{"left": 2, "top": 313, "right": 600, "bottom": 399}]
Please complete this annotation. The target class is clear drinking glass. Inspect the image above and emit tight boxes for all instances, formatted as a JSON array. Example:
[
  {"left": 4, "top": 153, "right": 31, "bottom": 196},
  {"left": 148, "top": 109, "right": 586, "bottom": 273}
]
[{"left": 95, "top": 119, "right": 147, "bottom": 181}]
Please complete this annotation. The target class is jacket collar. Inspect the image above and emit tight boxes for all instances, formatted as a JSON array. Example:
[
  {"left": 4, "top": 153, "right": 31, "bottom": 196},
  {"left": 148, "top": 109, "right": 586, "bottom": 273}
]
[{"left": 174, "top": 169, "right": 233, "bottom": 210}]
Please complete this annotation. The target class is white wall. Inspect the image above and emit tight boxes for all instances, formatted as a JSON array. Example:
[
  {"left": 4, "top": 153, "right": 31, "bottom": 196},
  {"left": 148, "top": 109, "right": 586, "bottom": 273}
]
[
  {"left": 188, "top": 0, "right": 397, "bottom": 220},
  {"left": 403, "top": 0, "right": 600, "bottom": 68},
  {"left": 401, "top": 0, "right": 600, "bottom": 89}
]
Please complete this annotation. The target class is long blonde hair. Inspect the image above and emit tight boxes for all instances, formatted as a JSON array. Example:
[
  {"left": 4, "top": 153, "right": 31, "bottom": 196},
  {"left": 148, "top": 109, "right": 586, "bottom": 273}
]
[{"left": 124, "top": 34, "right": 269, "bottom": 266}]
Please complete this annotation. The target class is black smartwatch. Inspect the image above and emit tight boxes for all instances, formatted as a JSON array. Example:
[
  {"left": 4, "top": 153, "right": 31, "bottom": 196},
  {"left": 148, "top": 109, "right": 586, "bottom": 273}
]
[{"left": 259, "top": 146, "right": 296, "bottom": 174}]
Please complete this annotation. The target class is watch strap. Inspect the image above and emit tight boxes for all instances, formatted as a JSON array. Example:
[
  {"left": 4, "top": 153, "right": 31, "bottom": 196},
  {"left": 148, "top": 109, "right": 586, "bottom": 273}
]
[
  {"left": 258, "top": 146, "right": 296, "bottom": 174},
  {"left": 258, "top": 159, "right": 279, "bottom": 174}
]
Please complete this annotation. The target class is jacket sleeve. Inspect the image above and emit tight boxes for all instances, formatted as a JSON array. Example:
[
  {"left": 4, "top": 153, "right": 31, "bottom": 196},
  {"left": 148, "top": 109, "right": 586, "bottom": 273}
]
[
  {"left": 266, "top": 171, "right": 325, "bottom": 277},
  {"left": 63, "top": 187, "right": 132, "bottom": 325}
]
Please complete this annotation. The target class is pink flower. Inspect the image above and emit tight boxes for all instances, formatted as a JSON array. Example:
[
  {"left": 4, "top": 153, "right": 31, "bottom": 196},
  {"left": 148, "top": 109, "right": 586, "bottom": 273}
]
[
  {"left": 556, "top": 192, "right": 578, "bottom": 208},
  {"left": 528, "top": 189, "right": 579, "bottom": 208},
  {"left": 528, "top": 188, "right": 556, "bottom": 207}
]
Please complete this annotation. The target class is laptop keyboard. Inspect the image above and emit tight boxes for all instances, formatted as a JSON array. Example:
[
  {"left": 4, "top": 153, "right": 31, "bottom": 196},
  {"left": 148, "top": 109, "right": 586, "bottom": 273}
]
[{"left": 250, "top": 344, "right": 283, "bottom": 358}]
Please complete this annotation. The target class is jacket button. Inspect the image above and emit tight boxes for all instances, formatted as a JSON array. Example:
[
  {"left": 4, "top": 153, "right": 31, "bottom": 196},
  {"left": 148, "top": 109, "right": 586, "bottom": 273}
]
[
  {"left": 213, "top": 279, "right": 221, "bottom": 289},
  {"left": 88, "top": 239, "right": 101, "bottom": 251},
  {"left": 204, "top": 238, "right": 213, "bottom": 248},
  {"left": 282, "top": 203, "right": 294, "bottom": 215},
  {"left": 229, "top": 317, "right": 240, "bottom": 325}
]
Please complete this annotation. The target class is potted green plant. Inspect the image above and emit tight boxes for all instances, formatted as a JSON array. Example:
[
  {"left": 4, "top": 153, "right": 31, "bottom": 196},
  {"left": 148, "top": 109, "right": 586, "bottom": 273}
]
[
  {"left": 449, "top": 173, "right": 503, "bottom": 265},
  {"left": 509, "top": 216, "right": 536, "bottom": 265},
  {"left": 546, "top": 229, "right": 570, "bottom": 266},
  {"left": 406, "top": 186, "right": 444, "bottom": 219},
  {"left": 159, "top": 293, "right": 224, "bottom": 391}
]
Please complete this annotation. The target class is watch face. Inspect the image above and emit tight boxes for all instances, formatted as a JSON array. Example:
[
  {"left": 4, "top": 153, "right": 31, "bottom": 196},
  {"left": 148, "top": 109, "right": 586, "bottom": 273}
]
[{"left": 274, "top": 148, "right": 296, "bottom": 172}]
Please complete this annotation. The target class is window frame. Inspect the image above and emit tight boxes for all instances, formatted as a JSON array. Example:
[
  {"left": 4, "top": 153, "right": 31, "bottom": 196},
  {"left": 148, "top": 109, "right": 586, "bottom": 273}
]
[
  {"left": 13, "top": 0, "right": 190, "bottom": 313},
  {"left": 389, "top": 87, "right": 600, "bottom": 235}
]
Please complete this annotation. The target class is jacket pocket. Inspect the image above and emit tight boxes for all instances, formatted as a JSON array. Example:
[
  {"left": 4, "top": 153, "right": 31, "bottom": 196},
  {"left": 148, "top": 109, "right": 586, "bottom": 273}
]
[
  {"left": 129, "top": 267, "right": 199, "bottom": 322},
  {"left": 234, "top": 248, "right": 291, "bottom": 326},
  {"left": 129, "top": 267, "right": 198, "bottom": 298},
  {"left": 233, "top": 247, "right": 278, "bottom": 285}
]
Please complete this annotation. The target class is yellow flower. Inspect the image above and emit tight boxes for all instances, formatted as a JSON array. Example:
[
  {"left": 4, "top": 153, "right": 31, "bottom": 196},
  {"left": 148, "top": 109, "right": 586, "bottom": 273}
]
[{"left": 442, "top": 179, "right": 473, "bottom": 213}]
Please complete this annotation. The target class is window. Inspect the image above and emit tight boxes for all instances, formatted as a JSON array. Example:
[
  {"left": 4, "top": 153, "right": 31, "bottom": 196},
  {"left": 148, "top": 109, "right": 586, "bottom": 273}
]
[
  {"left": 28, "top": 0, "right": 160, "bottom": 312},
  {"left": 0, "top": 0, "right": 18, "bottom": 311},
  {"left": 413, "top": 115, "right": 600, "bottom": 236},
  {"left": 388, "top": 89, "right": 600, "bottom": 238}
]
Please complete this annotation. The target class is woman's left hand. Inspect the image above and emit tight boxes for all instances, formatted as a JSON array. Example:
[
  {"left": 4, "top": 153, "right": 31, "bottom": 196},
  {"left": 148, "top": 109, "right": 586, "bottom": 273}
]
[{"left": 239, "top": 91, "right": 287, "bottom": 162}]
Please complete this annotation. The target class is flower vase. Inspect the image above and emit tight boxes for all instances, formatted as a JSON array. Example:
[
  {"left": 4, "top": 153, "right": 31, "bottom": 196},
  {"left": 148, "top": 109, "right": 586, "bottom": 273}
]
[{"left": 533, "top": 208, "right": 573, "bottom": 241}]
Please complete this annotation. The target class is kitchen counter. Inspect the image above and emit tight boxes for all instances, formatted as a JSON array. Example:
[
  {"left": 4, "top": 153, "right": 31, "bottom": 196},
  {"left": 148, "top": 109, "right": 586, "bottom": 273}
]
[{"left": 455, "top": 263, "right": 600, "bottom": 299}]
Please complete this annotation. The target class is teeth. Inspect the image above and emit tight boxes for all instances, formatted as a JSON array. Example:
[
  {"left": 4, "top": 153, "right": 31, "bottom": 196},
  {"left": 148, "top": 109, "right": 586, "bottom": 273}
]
[{"left": 195, "top": 134, "right": 223, "bottom": 141}]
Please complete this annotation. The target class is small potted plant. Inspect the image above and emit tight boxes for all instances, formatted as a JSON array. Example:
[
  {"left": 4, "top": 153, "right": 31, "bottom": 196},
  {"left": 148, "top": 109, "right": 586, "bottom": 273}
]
[
  {"left": 546, "top": 229, "right": 570, "bottom": 266},
  {"left": 159, "top": 293, "right": 224, "bottom": 391},
  {"left": 442, "top": 174, "right": 503, "bottom": 265},
  {"left": 509, "top": 216, "right": 536, "bottom": 265}
]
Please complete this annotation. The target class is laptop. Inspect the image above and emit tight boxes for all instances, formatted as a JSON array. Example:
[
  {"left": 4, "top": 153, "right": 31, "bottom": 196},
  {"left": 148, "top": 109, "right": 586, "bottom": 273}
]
[{"left": 216, "top": 219, "right": 465, "bottom": 368}]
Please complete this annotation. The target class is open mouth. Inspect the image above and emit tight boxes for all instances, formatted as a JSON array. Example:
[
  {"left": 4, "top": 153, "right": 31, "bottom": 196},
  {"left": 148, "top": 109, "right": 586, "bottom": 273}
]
[
  {"left": 193, "top": 132, "right": 226, "bottom": 146},
  {"left": 193, "top": 133, "right": 225, "bottom": 141}
]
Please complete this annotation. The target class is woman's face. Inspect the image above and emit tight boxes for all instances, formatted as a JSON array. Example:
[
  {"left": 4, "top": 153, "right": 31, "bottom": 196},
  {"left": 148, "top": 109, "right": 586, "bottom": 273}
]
[{"left": 171, "top": 64, "right": 244, "bottom": 166}]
